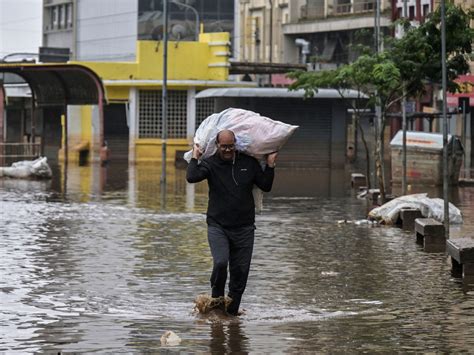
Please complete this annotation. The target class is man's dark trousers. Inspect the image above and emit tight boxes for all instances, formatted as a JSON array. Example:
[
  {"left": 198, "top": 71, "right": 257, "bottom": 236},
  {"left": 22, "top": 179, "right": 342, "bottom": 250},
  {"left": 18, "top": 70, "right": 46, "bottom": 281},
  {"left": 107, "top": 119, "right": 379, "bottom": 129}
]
[{"left": 207, "top": 224, "right": 255, "bottom": 315}]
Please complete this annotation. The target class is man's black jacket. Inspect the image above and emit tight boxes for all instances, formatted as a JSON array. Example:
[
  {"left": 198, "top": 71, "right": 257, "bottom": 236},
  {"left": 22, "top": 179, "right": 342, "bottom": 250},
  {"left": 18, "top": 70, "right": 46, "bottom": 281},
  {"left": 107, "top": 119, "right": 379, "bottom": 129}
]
[{"left": 186, "top": 152, "right": 274, "bottom": 228}]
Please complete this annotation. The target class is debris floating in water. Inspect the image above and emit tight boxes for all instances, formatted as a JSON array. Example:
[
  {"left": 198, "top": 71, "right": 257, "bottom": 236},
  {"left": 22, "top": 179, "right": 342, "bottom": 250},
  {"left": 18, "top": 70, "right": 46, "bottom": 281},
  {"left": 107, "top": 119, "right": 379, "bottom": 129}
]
[
  {"left": 160, "top": 330, "right": 181, "bottom": 346},
  {"left": 0, "top": 156, "right": 52, "bottom": 179},
  {"left": 368, "top": 193, "right": 463, "bottom": 224},
  {"left": 193, "top": 294, "right": 232, "bottom": 314},
  {"left": 337, "top": 219, "right": 378, "bottom": 226},
  {"left": 321, "top": 271, "right": 339, "bottom": 277}
]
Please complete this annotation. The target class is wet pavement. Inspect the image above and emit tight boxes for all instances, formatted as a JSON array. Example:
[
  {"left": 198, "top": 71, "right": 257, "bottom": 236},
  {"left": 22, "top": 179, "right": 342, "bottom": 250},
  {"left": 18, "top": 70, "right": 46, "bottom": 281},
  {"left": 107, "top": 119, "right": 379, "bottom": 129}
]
[{"left": 1, "top": 162, "right": 474, "bottom": 353}]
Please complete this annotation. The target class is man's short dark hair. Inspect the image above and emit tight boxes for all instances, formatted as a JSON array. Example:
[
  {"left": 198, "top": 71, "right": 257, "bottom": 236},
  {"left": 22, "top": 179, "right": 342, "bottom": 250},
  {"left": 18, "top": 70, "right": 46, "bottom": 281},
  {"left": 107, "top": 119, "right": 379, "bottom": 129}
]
[{"left": 216, "top": 130, "right": 235, "bottom": 144}]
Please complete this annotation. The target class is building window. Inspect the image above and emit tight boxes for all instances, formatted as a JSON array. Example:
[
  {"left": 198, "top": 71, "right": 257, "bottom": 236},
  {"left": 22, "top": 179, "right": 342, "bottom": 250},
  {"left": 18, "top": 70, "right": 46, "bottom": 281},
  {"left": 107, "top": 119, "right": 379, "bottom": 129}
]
[
  {"left": 138, "top": 0, "right": 235, "bottom": 41},
  {"left": 422, "top": 4, "right": 430, "bottom": 17},
  {"left": 47, "top": 4, "right": 72, "bottom": 31},
  {"left": 64, "top": 4, "right": 69, "bottom": 28},
  {"left": 66, "top": 4, "right": 73, "bottom": 28},
  {"left": 58, "top": 5, "right": 63, "bottom": 29},
  {"left": 138, "top": 90, "right": 188, "bottom": 138},
  {"left": 196, "top": 98, "right": 215, "bottom": 127},
  {"left": 51, "top": 6, "right": 58, "bottom": 29},
  {"left": 336, "top": 0, "right": 352, "bottom": 14},
  {"left": 409, "top": 6, "right": 415, "bottom": 20}
]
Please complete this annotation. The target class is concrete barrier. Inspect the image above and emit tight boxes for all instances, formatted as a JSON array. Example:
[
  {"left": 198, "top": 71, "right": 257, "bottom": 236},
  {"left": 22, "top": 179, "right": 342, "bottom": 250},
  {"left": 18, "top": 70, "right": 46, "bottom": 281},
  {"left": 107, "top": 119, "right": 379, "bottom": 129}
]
[{"left": 414, "top": 218, "right": 446, "bottom": 253}]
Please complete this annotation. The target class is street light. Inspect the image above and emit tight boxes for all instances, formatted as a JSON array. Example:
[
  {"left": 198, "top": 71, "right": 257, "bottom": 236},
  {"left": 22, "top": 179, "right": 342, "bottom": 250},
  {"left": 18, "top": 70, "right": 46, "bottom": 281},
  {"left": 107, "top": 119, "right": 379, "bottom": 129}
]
[
  {"left": 161, "top": 0, "right": 199, "bottom": 193},
  {"left": 440, "top": 0, "right": 449, "bottom": 238},
  {"left": 402, "top": 0, "right": 408, "bottom": 196},
  {"left": 161, "top": 0, "right": 169, "bottom": 188},
  {"left": 170, "top": 0, "right": 200, "bottom": 41}
]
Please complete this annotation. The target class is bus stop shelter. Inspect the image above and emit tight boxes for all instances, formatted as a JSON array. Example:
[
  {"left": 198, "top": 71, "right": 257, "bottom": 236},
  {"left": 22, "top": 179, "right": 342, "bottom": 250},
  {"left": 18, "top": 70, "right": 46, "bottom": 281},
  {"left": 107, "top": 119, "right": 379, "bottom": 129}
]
[{"left": 0, "top": 63, "right": 106, "bottom": 165}]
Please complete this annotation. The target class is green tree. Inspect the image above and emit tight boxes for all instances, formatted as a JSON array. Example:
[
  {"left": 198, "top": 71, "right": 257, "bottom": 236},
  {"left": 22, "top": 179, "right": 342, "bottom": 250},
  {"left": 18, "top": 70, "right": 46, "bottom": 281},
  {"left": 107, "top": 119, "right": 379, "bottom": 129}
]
[
  {"left": 289, "top": 52, "right": 402, "bottom": 198},
  {"left": 289, "top": 3, "right": 473, "bottom": 201}
]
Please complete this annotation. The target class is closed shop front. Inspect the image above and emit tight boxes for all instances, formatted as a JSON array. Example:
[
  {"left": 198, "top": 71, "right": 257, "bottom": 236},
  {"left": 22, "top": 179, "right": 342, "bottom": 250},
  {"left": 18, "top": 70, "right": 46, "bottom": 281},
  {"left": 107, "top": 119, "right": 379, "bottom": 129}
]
[{"left": 214, "top": 97, "right": 333, "bottom": 168}]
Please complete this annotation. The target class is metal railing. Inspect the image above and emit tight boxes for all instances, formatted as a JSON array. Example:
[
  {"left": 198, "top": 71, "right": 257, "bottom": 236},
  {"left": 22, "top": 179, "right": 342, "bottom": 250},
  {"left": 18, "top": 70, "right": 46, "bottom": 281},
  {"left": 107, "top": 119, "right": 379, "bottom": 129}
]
[
  {"left": 335, "top": 1, "right": 375, "bottom": 15},
  {"left": 353, "top": 1, "right": 375, "bottom": 13},
  {"left": 0, "top": 143, "right": 41, "bottom": 159},
  {"left": 335, "top": 3, "right": 352, "bottom": 14}
]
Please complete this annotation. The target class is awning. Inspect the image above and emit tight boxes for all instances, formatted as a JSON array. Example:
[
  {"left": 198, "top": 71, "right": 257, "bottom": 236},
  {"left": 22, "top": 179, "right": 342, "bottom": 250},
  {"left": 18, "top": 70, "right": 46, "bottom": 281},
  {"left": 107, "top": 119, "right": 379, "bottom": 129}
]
[
  {"left": 0, "top": 63, "right": 106, "bottom": 106},
  {"left": 195, "top": 87, "right": 366, "bottom": 99},
  {"left": 229, "top": 61, "right": 306, "bottom": 75}
]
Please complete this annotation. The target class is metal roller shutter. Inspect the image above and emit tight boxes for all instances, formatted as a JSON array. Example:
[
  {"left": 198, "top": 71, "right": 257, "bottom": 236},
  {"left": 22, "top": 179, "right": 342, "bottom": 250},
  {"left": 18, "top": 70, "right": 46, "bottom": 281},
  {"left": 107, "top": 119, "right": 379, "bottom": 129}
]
[
  {"left": 243, "top": 98, "right": 332, "bottom": 168},
  {"left": 104, "top": 104, "right": 129, "bottom": 161}
]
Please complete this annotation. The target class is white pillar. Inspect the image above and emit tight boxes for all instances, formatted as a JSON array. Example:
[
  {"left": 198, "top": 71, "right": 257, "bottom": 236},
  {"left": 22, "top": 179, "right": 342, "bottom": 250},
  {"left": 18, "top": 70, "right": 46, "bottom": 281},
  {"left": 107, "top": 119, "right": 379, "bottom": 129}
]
[
  {"left": 91, "top": 105, "right": 100, "bottom": 162},
  {"left": 67, "top": 106, "right": 82, "bottom": 144},
  {"left": 186, "top": 182, "right": 195, "bottom": 211},
  {"left": 128, "top": 162, "right": 136, "bottom": 208},
  {"left": 187, "top": 87, "right": 196, "bottom": 141},
  {"left": 91, "top": 162, "right": 102, "bottom": 198},
  {"left": 185, "top": 87, "right": 196, "bottom": 211},
  {"left": 128, "top": 88, "right": 138, "bottom": 163}
]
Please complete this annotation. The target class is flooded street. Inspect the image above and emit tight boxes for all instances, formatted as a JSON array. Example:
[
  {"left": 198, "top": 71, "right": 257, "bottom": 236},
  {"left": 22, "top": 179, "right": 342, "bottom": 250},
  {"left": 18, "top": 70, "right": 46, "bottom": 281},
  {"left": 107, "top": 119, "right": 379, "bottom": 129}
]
[{"left": 2, "top": 162, "right": 474, "bottom": 353}]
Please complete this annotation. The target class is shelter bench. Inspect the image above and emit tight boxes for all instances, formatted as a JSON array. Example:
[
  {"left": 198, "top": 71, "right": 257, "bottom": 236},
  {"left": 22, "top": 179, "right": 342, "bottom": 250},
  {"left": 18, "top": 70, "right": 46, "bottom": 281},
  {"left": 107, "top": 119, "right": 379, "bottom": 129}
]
[
  {"left": 351, "top": 173, "right": 366, "bottom": 189},
  {"left": 366, "top": 189, "right": 380, "bottom": 204},
  {"left": 447, "top": 238, "right": 474, "bottom": 286},
  {"left": 414, "top": 218, "right": 446, "bottom": 252},
  {"left": 400, "top": 208, "right": 423, "bottom": 231}
]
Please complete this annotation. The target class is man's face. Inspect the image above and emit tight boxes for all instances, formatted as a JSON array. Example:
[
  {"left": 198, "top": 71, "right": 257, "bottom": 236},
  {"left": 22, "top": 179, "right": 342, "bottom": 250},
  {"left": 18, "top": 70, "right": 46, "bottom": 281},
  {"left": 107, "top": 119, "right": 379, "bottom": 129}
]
[{"left": 217, "top": 133, "right": 236, "bottom": 161}]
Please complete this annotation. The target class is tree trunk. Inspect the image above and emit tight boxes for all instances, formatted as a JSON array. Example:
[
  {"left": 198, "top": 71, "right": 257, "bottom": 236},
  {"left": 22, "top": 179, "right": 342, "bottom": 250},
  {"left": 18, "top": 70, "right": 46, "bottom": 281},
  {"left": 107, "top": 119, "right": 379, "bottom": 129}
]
[
  {"left": 375, "top": 139, "right": 385, "bottom": 203},
  {"left": 375, "top": 114, "right": 387, "bottom": 203},
  {"left": 356, "top": 117, "right": 371, "bottom": 188}
]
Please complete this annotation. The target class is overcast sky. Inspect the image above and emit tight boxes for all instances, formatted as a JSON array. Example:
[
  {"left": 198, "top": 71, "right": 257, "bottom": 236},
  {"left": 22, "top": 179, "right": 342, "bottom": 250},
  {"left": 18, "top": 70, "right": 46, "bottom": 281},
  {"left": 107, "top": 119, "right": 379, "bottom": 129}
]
[{"left": 0, "top": 0, "right": 42, "bottom": 60}]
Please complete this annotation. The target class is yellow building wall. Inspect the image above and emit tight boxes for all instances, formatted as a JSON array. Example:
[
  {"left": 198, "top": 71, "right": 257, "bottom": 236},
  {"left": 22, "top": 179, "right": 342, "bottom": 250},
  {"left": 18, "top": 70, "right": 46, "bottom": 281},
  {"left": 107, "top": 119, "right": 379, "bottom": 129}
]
[
  {"left": 62, "top": 105, "right": 92, "bottom": 164},
  {"left": 68, "top": 32, "right": 231, "bottom": 163},
  {"left": 106, "top": 87, "right": 130, "bottom": 102},
  {"left": 135, "top": 139, "right": 189, "bottom": 163},
  {"left": 75, "top": 32, "right": 230, "bottom": 83}
]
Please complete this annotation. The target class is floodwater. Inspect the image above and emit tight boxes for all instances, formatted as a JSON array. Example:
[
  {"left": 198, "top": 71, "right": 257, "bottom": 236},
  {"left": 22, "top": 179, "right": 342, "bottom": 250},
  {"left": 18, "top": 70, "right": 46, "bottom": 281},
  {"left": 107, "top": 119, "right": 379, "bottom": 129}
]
[{"left": 2, "top": 162, "right": 474, "bottom": 353}]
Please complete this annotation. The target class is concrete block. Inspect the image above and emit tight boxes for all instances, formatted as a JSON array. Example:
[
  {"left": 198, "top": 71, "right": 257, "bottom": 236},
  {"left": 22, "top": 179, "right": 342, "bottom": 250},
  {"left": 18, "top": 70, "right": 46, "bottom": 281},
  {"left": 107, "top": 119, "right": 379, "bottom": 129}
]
[
  {"left": 400, "top": 208, "right": 423, "bottom": 231},
  {"left": 351, "top": 173, "right": 366, "bottom": 189}
]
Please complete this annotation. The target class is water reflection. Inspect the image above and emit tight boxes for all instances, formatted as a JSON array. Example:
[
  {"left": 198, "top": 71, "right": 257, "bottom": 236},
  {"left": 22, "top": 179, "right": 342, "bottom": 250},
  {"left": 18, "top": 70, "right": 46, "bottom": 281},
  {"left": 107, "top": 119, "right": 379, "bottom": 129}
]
[
  {"left": 209, "top": 321, "right": 249, "bottom": 354},
  {"left": 1, "top": 162, "right": 474, "bottom": 352}
]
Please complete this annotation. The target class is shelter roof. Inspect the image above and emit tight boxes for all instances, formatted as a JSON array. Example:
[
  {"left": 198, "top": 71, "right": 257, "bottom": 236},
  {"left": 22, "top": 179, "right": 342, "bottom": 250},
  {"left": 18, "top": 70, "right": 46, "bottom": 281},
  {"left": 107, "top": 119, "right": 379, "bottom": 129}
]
[
  {"left": 229, "top": 61, "right": 306, "bottom": 75},
  {"left": 0, "top": 63, "right": 105, "bottom": 106},
  {"left": 195, "top": 87, "right": 366, "bottom": 99}
]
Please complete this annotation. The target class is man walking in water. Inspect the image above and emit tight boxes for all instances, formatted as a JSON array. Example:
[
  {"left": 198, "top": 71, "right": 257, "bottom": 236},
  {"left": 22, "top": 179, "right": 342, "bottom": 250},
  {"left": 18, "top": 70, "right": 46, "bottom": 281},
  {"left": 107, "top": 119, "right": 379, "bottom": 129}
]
[{"left": 186, "top": 129, "right": 278, "bottom": 316}]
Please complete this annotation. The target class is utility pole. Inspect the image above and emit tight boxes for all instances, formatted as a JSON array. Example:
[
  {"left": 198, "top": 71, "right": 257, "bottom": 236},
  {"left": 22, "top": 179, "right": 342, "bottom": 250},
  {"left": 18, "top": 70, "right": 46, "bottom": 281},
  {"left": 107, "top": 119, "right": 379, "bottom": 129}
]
[
  {"left": 440, "top": 0, "right": 449, "bottom": 238},
  {"left": 402, "top": 0, "right": 408, "bottom": 195},
  {"left": 268, "top": 0, "right": 273, "bottom": 86},
  {"left": 374, "top": 0, "right": 380, "bottom": 53},
  {"left": 161, "top": 0, "right": 169, "bottom": 186},
  {"left": 374, "top": 0, "right": 383, "bottom": 198}
]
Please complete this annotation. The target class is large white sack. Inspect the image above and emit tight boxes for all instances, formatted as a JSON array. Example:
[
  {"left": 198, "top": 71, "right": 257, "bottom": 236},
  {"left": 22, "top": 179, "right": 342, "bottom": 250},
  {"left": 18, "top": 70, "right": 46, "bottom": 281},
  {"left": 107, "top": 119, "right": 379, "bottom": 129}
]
[
  {"left": 183, "top": 108, "right": 298, "bottom": 163},
  {"left": 0, "top": 157, "right": 52, "bottom": 179},
  {"left": 368, "top": 193, "right": 463, "bottom": 224}
]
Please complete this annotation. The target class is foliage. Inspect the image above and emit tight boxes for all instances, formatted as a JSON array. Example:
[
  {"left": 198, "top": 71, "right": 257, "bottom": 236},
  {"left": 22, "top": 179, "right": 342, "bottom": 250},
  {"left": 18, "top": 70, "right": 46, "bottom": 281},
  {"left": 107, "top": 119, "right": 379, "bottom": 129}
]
[
  {"left": 419, "top": 3, "right": 473, "bottom": 90},
  {"left": 288, "top": 2, "right": 473, "bottom": 197}
]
